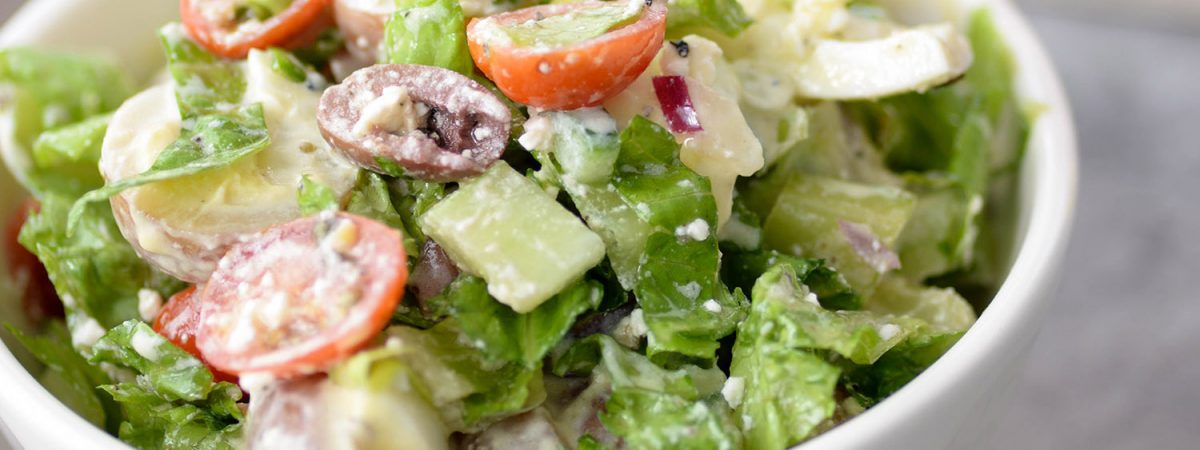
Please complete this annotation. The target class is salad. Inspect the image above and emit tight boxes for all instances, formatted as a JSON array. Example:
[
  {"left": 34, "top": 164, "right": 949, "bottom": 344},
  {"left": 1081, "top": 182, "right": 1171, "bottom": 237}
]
[{"left": 0, "top": 0, "right": 1029, "bottom": 448}]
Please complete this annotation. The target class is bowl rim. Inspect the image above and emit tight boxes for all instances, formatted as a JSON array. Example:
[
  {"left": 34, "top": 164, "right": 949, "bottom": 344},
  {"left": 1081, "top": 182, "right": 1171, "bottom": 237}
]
[{"left": 0, "top": 0, "right": 1078, "bottom": 448}]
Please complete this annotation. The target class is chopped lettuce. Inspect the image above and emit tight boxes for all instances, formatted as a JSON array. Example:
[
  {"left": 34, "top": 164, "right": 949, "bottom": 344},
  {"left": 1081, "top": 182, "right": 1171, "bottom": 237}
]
[
  {"left": 27, "top": 113, "right": 109, "bottom": 197},
  {"left": 7, "top": 322, "right": 117, "bottom": 429},
  {"left": 439, "top": 275, "right": 603, "bottom": 367},
  {"left": 383, "top": 0, "right": 474, "bottom": 75},
  {"left": 91, "top": 321, "right": 243, "bottom": 450},
  {"left": 842, "top": 328, "right": 963, "bottom": 408},
  {"left": 367, "top": 324, "right": 546, "bottom": 430},
  {"left": 0, "top": 48, "right": 132, "bottom": 195},
  {"left": 720, "top": 248, "right": 860, "bottom": 310},
  {"left": 68, "top": 25, "right": 271, "bottom": 231},
  {"left": 297, "top": 174, "right": 339, "bottom": 215},
  {"left": 0, "top": 47, "right": 131, "bottom": 141},
  {"left": 18, "top": 194, "right": 184, "bottom": 332},
  {"left": 845, "top": 10, "right": 1029, "bottom": 281},
  {"left": 554, "top": 335, "right": 742, "bottom": 448},
  {"left": 603, "top": 389, "right": 742, "bottom": 450},
  {"left": 613, "top": 117, "right": 747, "bottom": 363},
  {"left": 761, "top": 175, "right": 915, "bottom": 294},
  {"left": 666, "top": 0, "right": 754, "bottom": 39},
  {"left": 731, "top": 265, "right": 891, "bottom": 448}
]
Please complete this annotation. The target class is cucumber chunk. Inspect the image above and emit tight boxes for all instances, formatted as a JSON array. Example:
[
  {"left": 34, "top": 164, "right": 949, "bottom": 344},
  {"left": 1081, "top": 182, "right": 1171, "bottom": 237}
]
[{"left": 420, "top": 161, "right": 606, "bottom": 312}]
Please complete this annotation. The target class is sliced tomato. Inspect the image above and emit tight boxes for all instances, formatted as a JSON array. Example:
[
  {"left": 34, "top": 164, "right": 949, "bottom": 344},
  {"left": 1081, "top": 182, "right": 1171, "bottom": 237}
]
[
  {"left": 181, "top": 0, "right": 334, "bottom": 59},
  {"left": 467, "top": 0, "right": 667, "bottom": 110},
  {"left": 3, "top": 199, "right": 62, "bottom": 324},
  {"left": 153, "top": 286, "right": 239, "bottom": 384},
  {"left": 197, "top": 213, "right": 407, "bottom": 377}
]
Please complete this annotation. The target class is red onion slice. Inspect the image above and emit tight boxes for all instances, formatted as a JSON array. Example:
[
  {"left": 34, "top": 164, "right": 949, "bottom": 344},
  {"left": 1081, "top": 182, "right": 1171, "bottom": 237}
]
[
  {"left": 838, "top": 220, "right": 901, "bottom": 273},
  {"left": 652, "top": 75, "right": 703, "bottom": 134}
]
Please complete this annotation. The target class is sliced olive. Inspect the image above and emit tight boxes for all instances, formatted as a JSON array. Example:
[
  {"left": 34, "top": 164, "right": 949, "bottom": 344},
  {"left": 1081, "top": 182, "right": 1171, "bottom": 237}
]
[
  {"left": 409, "top": 239, "right": 460, "bottom": 303},
  {"left": 317, "top": 64, "right": 511, "bottom": 181}
]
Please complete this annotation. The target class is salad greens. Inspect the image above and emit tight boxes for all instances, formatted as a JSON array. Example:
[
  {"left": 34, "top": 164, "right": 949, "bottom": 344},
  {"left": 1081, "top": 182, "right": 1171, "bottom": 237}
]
[{"left": 0, "top": 1, "right": 1028, "bottom": 449}]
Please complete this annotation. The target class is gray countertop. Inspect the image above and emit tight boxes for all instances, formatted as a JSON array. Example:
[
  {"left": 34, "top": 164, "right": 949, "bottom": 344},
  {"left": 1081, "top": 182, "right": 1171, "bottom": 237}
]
[{"left": 0, "top": 1, "right": 1196, "bottom": 449}]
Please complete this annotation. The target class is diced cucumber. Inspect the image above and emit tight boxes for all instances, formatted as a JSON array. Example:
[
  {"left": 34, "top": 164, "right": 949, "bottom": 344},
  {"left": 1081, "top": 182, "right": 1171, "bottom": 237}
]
[
  {"left": 547, "top": 110, "right": 620, "bottom": 185},
  {"left": 329, "top": 354, "right": 452, "bottom": 450},
  {"left": 420, "top": 161, "right": 606, "bottom": 313},
  {"left": 762, "top": 175, "right": 915, "bottom": 294}
]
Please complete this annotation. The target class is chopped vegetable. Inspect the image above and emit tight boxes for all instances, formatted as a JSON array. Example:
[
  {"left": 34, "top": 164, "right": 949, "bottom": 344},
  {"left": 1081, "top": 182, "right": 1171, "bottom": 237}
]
[
  {"left": 467, "top": 0, "right": 668, "bottom": 109},
  {"left": 652, "top": 75, "right": 703, "bottom": 133},
  {"left": 316, "top": 64, "right": 511, "bottom": 181},
  {"left": 197, "top": 212, "right": 407, "bottom": 376},
  {"left": 180, "top": 0, "right": 334, "bottom": 59}
]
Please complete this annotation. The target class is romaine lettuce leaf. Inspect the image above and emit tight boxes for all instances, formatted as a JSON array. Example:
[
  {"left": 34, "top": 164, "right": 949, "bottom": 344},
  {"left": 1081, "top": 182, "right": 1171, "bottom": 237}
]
[
  {"left": 370, "top": 324, "right": 546, "bottom": 430},
  {"left": 91, "top": 321, "right": 243, "bottom": 450},
  {"left": 534, "top": 115, "right": 746, "bottom": 364},
  {"left": 614, "top": 117, "right": 747, "bottom": 364},
  {"left": 26, "top": 113, "right": 109, "bottom": 197},
  {"left": 6, "top": 322, "right": 117, "bottom": 430},
  {"left": 0, "top": 47, "right": 131, "bottom": 194},
  {"left": 18, "top": 193, "right": 184, "bottom": 332},
  {"left": 384, "top": 0, "right": 474, "bottom": 75},
  {"left": 554, "top": 335, "right": 742, "bottom": 448},
  {"left": 731, "top": 265, "right": 920, "bottom": 448},
  {"left": 602, "top": 389, "right": 742, "bottom": 450},
  {"left": 0, "top": 47, "right": 131, "bottom": 138},
  {"left": 440, "top": 275, "right": 603, "bottom": 367},
  {"left": 666, "top": 0, "right": 754, "bottom": 39},
  {"left": 720, "top": 247, "right": 859, "bottom": 310},
  {"left": 844, "top": 11, "right": 1030, "bottom": 280},
  {"left": 761, "top": 174, "right": 915, "bottom": 294},
  {"left": 841, "top": 328, "right": 963, "bottom": 408}
]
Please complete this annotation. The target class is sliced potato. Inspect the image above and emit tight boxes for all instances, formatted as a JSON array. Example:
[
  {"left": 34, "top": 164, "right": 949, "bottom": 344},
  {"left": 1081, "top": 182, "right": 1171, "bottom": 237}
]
[
  {"left": 795, "top": 23, "right": 973, "bottom": 100},
  {"left": 101, "top": 50, "right": 358, "bottom": 283}
]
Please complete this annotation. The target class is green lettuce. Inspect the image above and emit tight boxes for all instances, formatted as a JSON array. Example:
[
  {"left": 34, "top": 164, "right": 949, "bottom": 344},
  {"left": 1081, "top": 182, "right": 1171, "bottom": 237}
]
[
  {"left": 383, "top": 0, "right": 474, "bottom": 74},
  {"left": 666, "top": 0, "right": 753, "bottom": 39},
  {"left": 846, "top": 10, "right": 1030, "bottom": 281},
  {"left": 615, "top": 117, "right": 746, "bottom": 364},
  {"left": 369, "top": 324, "right": 546, "bottom": 430},
  {"left": 533, "top": 115, "right": 745, "bottom": 364},
  {"left": 720, "top": 248, "right": 859, "bottom": 311},
  {"left": 7, "top": 322, "right": 118, "bottom": 430},
  {"left": 18, "top": 194, "right": 184, "bottom": 331},
  {"left": 0, "top": 47, "right": 131, "bottom": 142},
  {"left": 27, "top": 113, "right": 109, "bottom": 197},
  {"left": 434, "top": 275, "right": 602, "bottom": 367},
  {"left": 0, "top": 47, "right": 132, "bottom": 196},
  {"left": 554, "top": 335, "right": 742, "bottom": 449},
  {"left": 731, "top": 265, "right": 918, "bottom": 448},
  {"left": 68, "top": 24, "right": 270, "bottom": 231},
  {"left": 91, "top": 321, "right": 243, "bottom": 450}
]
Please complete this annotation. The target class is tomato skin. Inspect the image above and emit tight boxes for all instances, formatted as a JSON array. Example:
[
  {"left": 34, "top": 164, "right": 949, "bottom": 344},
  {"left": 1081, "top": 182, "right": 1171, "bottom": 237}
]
[
  {"left": 467, "top": 0, "right": 667, "bottom": 110},
  {"left": 153, "top": 286, "right": 239, "bottom": 384},
  {"left": 197, "top": 213, "right": 407, "bottom": 377},
  {"left": 180, "top": 0, "right": 334, "bottom": 59},
  {"left": 4, "top": 199, "right": 62, "bottom": 324}
]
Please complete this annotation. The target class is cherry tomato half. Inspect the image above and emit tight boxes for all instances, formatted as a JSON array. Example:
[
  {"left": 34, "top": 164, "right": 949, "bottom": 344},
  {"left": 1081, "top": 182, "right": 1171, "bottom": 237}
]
[
  {"left": 181, "top": 0, "right": 334, "bottom": 59},
  {"left": 153, "top": 286, "right": 239, "bottom": 384},
  {"left": 467, "top": 0, "right": 667, "bottom": 110},
  {"left": 197, "top": 212, "right": 407, "bottom": 377}
]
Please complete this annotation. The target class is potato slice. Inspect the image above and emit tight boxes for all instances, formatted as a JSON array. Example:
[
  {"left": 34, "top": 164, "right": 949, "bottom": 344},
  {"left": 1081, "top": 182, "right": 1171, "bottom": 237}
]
[{"left": 101, "top": 50, "right": 358, "bottom": 283}]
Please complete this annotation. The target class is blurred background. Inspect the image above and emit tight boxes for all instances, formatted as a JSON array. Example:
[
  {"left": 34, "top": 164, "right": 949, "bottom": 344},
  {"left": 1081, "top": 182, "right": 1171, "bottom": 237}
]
[{"left": 0, "top": 0, "right": 1197, "bottom": 449}]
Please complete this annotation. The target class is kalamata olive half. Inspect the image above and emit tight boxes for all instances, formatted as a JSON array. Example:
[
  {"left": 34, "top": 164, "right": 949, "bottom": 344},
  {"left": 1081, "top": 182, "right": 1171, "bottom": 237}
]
[{"left": 317, "top": 64, "right": 511, "bottom": 182}]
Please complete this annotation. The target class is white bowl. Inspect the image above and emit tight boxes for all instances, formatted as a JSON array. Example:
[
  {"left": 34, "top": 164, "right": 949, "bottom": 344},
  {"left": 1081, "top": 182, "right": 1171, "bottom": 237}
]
[{"left": 0, "top": 0, "right": 1077, "bottom": 448}]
